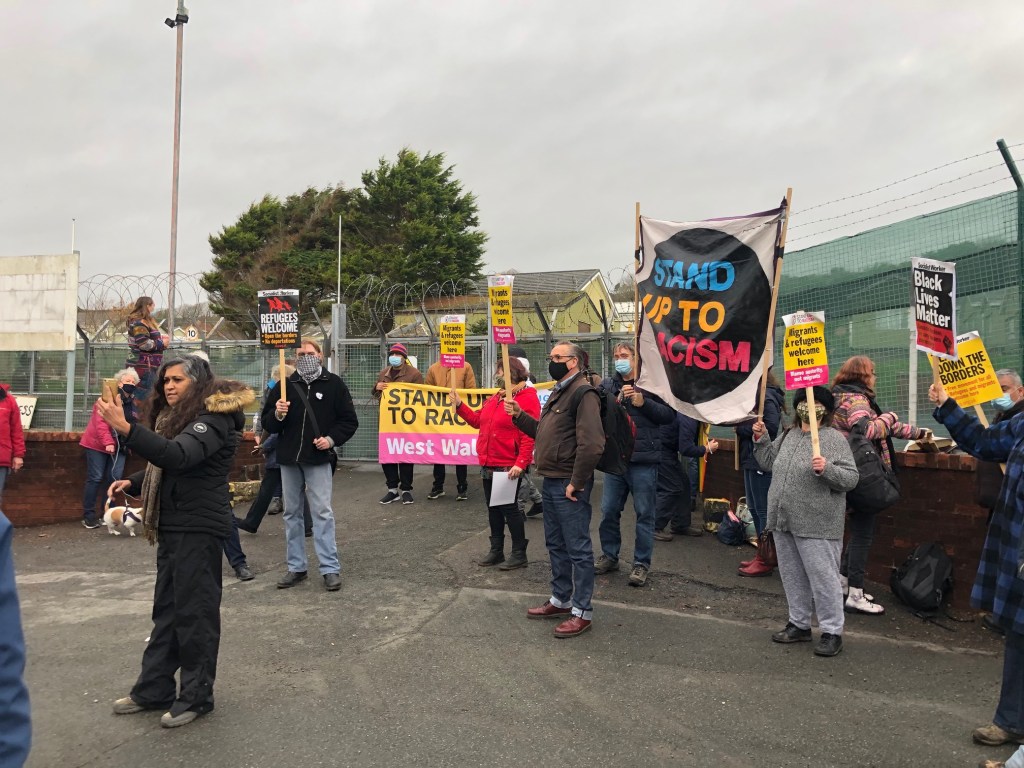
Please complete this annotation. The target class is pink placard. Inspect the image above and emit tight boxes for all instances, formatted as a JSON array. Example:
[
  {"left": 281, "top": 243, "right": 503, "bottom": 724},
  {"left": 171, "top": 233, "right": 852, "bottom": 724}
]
[
  {"left": 493, "top": 326, "right": 516, "bottom": 344},
  {"left": 378, "top": 433, "right": 478, "bottom": 465},
  {"left": 441, "top": 353, "right": 465, "bottom": 368},
  {"left": 785, "top": 365, "right": 829, "bottom": 390}
]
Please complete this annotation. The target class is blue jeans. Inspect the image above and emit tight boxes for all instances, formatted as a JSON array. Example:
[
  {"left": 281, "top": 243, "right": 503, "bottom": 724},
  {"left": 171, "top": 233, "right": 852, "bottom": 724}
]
[
  {"left": 221, "top": 517, "right": 247, "bottom": 570},
  {"left": 599, "top": 463, "right": 658, "bottom": 568},
  {"left": 996, "top": 629, "right": 1024, "bottom": 734},
  {"left": 542, "top": 477, "right": 595, "bottom": 620},
  {"left": 0, "top": 467, "right": 7, "bottom": 509},
  {"left": 743, "top": 469, "right": 771, "bottom": 537},
  {"left": 280, "top": 463, "right": 339, "bottom": 575},
  {"left": 83, "top": 448, "right": 126, "bottom": 522},
  {"left": 686, "top": 456, "right": 699, "bottom": 505}
]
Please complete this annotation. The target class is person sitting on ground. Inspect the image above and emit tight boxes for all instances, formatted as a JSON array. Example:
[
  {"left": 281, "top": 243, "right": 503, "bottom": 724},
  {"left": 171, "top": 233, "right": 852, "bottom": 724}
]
[
  {"left": 425, "top": 356, "right": 476, "bottom": 501},
  {"left": 930, "top": 379, "right": 1024, "bottom": 751},
  {"left": 753, "top": 386, "right": 859, "bottom": 658},
  {"left": 594, "top": 341, "right": 676, "bottom": 588},
  {"left": 451, "top": 356, "right": 540, "bottom": 570}
]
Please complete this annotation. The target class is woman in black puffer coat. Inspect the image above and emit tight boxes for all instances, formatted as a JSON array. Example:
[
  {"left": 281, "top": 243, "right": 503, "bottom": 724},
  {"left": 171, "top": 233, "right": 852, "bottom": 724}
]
[{"left": 97, "top": 354, "right": 254, "bottom": 729}]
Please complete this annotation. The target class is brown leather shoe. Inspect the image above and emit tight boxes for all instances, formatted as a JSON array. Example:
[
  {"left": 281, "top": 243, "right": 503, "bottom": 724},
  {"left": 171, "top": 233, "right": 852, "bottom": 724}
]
[
  {"left": 526, "top": 601, "right": 572, "bottom": 620},
  {"left": 553, "top": 616, "right": 592, "bottom": 638}
]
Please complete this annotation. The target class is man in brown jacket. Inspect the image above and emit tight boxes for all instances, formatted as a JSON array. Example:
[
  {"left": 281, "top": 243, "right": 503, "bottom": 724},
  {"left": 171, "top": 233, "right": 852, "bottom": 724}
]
[
  {"left": 424, "top": 360, "right": 477, "bottom": 500},
  {"left": 373, "top": 343, "right": 424, "bottom": 504},
  {"left": 506, "top": 341, "right": 605, "bottom": 638}
]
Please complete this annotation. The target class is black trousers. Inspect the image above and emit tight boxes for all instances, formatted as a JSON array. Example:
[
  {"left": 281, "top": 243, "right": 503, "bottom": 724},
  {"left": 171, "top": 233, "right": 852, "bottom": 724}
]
[
  {"left": 482, "top": 470, "right": 525, "bottom": 547},
  {"left": 382, "top": 463, "right": 414, "bottom": 491},
  {"left": 432, "top": 464, "right": 468, "bottom": 492},
  {"left": 840, "top": 505, "right": 878, "bottom": 589},
  {"left": 131, "top": 530, "right": 222, "bottom": 717},
  {"left": 655, "top": 453, "right": 692, "bottom": 532}
]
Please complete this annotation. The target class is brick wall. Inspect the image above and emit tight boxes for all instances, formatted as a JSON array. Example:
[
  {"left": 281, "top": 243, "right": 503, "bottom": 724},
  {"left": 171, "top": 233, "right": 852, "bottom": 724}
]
[
  {"left": 704, "top": 440, "right": 988, "bottom": 611},
  {"left": 4, "top": 431, "right": 263, "bottom": 527}
]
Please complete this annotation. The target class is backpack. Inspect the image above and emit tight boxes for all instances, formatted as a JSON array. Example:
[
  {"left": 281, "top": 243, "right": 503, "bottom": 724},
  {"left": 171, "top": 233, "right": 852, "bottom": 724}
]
[
  {"left": 845, "top": 421, "right": 901, "bottom": 511},
  {"left": 889, "top": 542, "right": 953, "bottom": 614},
  {"left": 569, "top": 382, "right": 636, "bottom": 476},
  {"left": 716, "top": 508, "right": 748, "bottom": 546}
]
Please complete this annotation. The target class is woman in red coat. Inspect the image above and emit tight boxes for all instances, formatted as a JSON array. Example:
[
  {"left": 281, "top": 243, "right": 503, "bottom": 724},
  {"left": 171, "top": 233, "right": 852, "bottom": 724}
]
[
  {"left": 0, "top": 383, "right": 26, "bottom": 509},
  {"left": 451, "top": 356, "right": 540, "bottom": 570}
]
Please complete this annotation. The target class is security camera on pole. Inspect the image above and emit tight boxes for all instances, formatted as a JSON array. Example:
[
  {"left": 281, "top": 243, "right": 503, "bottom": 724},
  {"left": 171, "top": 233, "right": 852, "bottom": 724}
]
[{"left": 165, "top": 1, "right": 189, "bottom": 336}]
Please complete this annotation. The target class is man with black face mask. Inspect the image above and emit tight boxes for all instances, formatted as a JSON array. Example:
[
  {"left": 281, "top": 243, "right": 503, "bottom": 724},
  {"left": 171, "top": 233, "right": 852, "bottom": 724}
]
[
  {"left": 262, "top": 339, "right": 359, "bottom": 592},
  {"left": 505, "top": 342, "right": 605, "bottom": 638}
]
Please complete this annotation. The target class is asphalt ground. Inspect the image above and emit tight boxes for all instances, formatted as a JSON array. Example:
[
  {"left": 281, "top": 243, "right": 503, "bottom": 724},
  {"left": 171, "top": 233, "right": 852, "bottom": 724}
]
[{"left": 13, "top": 462, "right": 1013, "bottom": 768}]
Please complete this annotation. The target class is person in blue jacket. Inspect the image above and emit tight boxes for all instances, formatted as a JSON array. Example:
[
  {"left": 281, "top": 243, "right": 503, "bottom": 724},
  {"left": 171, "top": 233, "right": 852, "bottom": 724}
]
[
  {"left": 593, "top": 342, "right": 677, "bottom": 588},
  {"left": 0, "top": 510, "right": 31, "bottom": 766},
  {"left": 735, "top": 371, "right": 786, "bottom": 577},
  {"left": 654, "top": 412, "right": 718, "bottom": 542}
]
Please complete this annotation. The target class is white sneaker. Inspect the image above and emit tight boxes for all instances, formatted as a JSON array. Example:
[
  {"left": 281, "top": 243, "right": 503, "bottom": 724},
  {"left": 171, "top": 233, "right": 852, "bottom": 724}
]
[
  {"left": 845, "top": 587, "right": 884, "bottom": 614},
  {"left": 840, "top": 575, "right": 873, "bottom": 601}
]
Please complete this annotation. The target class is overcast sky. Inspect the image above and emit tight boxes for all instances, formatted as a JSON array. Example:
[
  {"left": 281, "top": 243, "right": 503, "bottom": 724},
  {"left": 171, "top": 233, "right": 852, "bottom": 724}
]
[{"left": 3, "top": 1, "right": 1022, "bottom": 300}]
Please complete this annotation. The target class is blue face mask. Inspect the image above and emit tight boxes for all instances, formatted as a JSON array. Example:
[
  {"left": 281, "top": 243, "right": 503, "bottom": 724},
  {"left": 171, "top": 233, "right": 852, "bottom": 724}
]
[
  {"left": 993, "top": 394, "right": 1014, "bottom": 410},
  {"left": 388, "top": 355, "right": 403, "bottom": 368},
  {"left": 614, "top": 359, "right": 633, "bottom": 376}
]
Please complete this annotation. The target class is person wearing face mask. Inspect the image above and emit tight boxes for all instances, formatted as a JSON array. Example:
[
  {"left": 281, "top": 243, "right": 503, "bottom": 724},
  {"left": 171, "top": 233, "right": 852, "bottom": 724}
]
[
  {"left": 425, "top": 358, "right": 477, "bottom": 501},
  {"left": 594, "top": 342, "right": 676, "bottom": 588},
  {"left": 373, "top": 343, "right": 424, "bottom": 504},
  {"left": 79, "top": 368, "right": 139, "bottom": 529},
  {"left": 753, "top": 386, "right": 859, "bottom": 658},
  {"left": 451, "top": 356, "right": 540, "bottom": 569},
  {"left": 263, "top": 339, "right": 359, "bottom": 592},
  {"left": 505, "top": 342, "right": 605, "bottom": 638},
  {"left": 831, "top": 355, "right": 931, "bottom": 615}
]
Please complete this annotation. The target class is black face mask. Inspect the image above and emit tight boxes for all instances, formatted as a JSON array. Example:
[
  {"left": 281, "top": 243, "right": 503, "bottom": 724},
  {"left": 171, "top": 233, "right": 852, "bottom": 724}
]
[
  {"left": 548, "top": 360, "right": 570, "bottom": 381},
  {"left": 120, "top": 384, "right": 136, "bottom": 397}
]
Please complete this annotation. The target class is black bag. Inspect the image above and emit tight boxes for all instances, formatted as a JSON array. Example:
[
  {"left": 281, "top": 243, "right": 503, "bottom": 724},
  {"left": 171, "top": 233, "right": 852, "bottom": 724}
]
[
  {"left": 845, "top": 421, "right": 900, "bottom": 511},
  {"left": 890, "top": 542, "right": 953, "bottom": 614},
  {"left": 570, "top": 383, "right": 636, "bottom": 476}
]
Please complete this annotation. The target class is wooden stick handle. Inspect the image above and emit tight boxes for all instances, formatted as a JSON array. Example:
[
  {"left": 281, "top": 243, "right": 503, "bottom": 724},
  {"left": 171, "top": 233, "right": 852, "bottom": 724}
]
[
  {"left": 501, "top": 344, "right": 512, "bottom": 404},
  {"left": 757, "top": 188, "right": 792, "bottom": 421},
  {"left": 279, "top": 348, "right": 287, "bottom": 402},
  {"left": 806, "top": 386, "right": 821, "bottom": 459}
]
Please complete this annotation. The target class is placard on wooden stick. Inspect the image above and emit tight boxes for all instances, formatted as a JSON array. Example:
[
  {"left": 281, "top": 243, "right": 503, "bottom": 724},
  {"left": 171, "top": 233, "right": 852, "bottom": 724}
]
[{"left": 258, "top": 288, "right": 301, "bottom": 401}]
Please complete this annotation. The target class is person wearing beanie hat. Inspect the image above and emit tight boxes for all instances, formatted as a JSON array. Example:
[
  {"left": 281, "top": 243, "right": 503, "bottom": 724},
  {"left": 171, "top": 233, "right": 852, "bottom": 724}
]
[
  {"left": 751, "top": 385, "right": 859, "bottom": 658},
  {"left": 832, "top": 355, "right": 930, "bottom": 615},
  {"left": 373, "top": 344, "right": 423, "bottom": 504},
  {"left": 425, "top": 357, "right": 477, "bottom": 500}
]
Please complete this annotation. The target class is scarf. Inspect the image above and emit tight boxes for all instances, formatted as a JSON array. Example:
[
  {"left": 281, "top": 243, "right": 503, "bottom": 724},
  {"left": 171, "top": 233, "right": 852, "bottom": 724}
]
[
  {"left": 296, "top": 355, "right": 322, "bottom": 385},
  {"left": 140, "top": 410, "right": 171, "bottom": 545}
]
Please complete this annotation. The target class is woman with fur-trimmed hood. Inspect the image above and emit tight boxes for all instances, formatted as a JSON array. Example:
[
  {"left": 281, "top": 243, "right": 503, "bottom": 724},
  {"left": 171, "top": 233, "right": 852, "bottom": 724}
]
[{"left": 96, "top": 354, "right": 255, "bottom": 729}]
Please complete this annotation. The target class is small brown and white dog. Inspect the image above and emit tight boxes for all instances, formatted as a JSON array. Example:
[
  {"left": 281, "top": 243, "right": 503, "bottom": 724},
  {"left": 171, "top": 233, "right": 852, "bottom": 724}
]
[{"left": 103, "top": 496, "right": 144, "bottom": 537}]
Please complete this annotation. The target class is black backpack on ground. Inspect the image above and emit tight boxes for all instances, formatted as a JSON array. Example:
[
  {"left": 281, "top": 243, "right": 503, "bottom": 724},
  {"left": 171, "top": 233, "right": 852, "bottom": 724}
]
[
  {"left": 846, "top": 420, "right": 901, "bottom": 511},
  {"left": 569, "top": 380, "right": 636, "bottom": 476},
  {"left": 890, "top": 542, "right": 953, "bottom": 615}
]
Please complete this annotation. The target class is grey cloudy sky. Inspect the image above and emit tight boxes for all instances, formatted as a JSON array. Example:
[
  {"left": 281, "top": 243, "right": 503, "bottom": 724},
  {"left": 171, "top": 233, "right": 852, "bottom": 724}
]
[{"left": 3, "top": 1, "right": 1023, "bottom": 293}]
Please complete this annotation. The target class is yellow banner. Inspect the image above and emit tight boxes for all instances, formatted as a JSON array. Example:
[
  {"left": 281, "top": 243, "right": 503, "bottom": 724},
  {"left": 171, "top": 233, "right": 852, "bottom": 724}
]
[{"left": 928, "top": 331, "right": 1002, "bottom": 408}]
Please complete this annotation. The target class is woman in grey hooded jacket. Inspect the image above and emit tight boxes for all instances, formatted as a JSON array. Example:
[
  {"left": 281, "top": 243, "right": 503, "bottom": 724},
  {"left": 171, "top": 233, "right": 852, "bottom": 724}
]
[{"left": 752, "top": 386, "right": 859, "bottom": 658}]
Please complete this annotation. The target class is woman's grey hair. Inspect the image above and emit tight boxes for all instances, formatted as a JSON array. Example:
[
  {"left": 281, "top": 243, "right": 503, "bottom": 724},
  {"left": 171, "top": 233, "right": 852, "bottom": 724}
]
[
  {"left": 996, "top": 369, "right": 1022, "bottom": 387},
  {"left": 114, "top": 368, "right": 140, "bottom": 384},
  {"left": 171, "top": 354, "right": 214, "bottom": 383}
]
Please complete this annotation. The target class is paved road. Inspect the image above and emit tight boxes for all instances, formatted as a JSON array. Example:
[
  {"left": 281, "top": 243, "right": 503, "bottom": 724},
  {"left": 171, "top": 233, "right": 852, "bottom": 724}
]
[{"left": 14, "top": 463, "right": 1010, "bottom": 767}]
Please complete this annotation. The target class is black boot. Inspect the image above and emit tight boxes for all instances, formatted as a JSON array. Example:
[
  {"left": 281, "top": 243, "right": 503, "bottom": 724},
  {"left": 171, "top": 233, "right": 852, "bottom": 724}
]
[
  {"left": 499, "top": 539, "right": 528, "bottom": 570},
  {"left": 478, "top": 536, "right": 505, "bottom": 567}
]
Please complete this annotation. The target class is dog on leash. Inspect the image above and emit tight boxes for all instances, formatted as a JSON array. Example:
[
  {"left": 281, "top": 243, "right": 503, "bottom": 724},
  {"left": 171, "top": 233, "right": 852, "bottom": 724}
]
[{"left": 103, "top": 496, "right": 144, "bottom": 537}]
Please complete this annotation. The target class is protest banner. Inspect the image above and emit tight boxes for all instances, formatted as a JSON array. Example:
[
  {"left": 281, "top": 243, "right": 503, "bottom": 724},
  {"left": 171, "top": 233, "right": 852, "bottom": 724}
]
[
  {"left": 912, "top": 258, "right": 956, "bottom": 361},
  {"left": 13, "top": 395, "right": 36, "bottom": 430},
  {"left": 439, "top": 314, "right": 466, "bottom": 372},
  {"left": 258, "top": 288, "right": 301, "bottom": 401},
  {"left": 487, "top": 275, "right": 515, "bottom": 403},
  {"left": 379, "top": 382, "right": 554, "bottom": 464},
  {"left": 782, "top": 309, "right": 827, "bottom": 458},
  {"left": 782, "top": 311, "right": 828, "bottom": 389},
  {"left": 928, "top": 331, "right": 1002, "bottom": 409},
  {"left": 634, "top": 199, "right": 787, "bottom": 424}
]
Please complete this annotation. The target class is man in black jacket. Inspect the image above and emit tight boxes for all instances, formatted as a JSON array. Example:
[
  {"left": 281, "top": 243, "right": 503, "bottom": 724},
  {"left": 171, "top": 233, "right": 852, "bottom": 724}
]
[{"left": 262, "top": 340, "right": 359, "bottom": 592}]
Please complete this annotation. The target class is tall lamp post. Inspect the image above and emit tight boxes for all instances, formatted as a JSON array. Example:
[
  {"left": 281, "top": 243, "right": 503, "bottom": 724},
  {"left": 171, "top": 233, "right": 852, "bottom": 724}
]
[{"left": 165, "top": 2, "right": 189, "bottom": 337}]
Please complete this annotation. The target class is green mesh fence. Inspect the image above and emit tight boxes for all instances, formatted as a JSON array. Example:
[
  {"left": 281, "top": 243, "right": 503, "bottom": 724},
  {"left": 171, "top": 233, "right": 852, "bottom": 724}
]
[{"left": 777, "top": 189, "right": 1022, "bottom": 437}]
